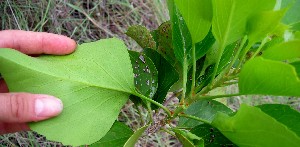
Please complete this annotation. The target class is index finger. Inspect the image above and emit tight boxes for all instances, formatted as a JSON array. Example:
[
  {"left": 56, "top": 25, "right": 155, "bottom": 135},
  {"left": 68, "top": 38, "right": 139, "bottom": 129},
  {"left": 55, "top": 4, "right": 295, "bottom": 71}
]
[{"left": 0, "top": 30, "right": 77, "bottom": 55}]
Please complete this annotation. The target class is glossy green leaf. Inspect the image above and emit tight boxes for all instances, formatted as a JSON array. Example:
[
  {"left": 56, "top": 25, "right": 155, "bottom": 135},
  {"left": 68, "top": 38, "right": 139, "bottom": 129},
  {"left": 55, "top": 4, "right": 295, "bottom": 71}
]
[
  {"left": 124, "top": 125, "right": 148, "bottom": 147},
  {"left": 257, "top": 104, "right": 300, "bottom": 137},
  {"left": 291, "top": 61, "right": 300, "bottom": 77},
  {"left": 90, "top": 122, "right": 133, "bottom": 147},
  {"left": 0, "top": 39, "right": 135, "bottom": 146},
  {"left": 173, "top": 129, "right": 204, "bottom": 147},
  {"left": 281, "top": 0, "right": 300, "bottom": 24},
  {"left": 212, "top": 0, "right": 276, "bottom": 46},
  {"left": 262, "top": 40, "right": 300, "bottom": 61},
  {"left": 190, "top": 124, "right": 236, "bottom": 147},
  {"left": 179, "top": 100, "right": 232, "bottom": 128},
  {"left": 239, "top": 57, "right": 300, "bottom": 96},
  {"left": 168, "top": 0, "right": 193, "bottom": 64},
  {"left": 126, "top": 25, "right": 156, "bottom": 49},
  {"left": 247, "top": 9, "right": 286, "bottom": 44},
  {"left": 212, "top": 104, "right": 300, "bottom": 146},
  {"left": 174, "top": 0, "right": 212, "bottom": 44},
  {"left": 129, "top": 51, "right": 158, "bottom": 98},
  {"left": 144, "top": 48, "right": 179, "bottom": 106}
]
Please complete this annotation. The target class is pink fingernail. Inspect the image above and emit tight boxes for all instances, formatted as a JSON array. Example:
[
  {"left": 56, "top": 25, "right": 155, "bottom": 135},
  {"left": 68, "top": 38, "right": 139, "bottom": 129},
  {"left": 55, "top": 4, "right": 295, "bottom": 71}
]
[{"left": 35, "top": 96, "right": 63, "bottom": 117}]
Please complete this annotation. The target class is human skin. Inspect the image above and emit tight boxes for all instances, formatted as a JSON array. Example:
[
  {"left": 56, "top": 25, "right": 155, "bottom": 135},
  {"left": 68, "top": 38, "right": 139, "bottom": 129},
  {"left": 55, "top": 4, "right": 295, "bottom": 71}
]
[{"left": 0, "top": 30, "right": 77, "bottom": 134}]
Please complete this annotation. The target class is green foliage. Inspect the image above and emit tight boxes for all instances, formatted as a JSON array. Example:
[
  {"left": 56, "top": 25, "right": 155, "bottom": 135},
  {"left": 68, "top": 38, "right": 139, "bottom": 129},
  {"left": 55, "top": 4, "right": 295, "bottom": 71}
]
[
  {"left": 90, "top": 122, "right": 133, "bottom": 147},
  {"left": 0, "top": 39, "right": 136, "bottom": 146},
  {"left": 212, "top": 104, "right": 300, "bottom": 146},
  {"left": 2, "top": 0, "right": 300, "bottom": 146}
]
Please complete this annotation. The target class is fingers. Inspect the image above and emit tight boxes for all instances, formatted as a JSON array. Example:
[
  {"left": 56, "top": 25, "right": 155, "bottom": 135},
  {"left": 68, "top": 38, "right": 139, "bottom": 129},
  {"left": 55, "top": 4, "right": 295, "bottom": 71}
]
[
  {"left": 0, "top": 123, "right": 29, "bottom": 135},
  {"left": 0, "top": 93, "right": 63, "bottom": 123},
  {"left": 0, "top": 30, "right": 77, "bottom": 55},
  {"left": 0, "top": 80, "right": 9, "bottom": 93}
]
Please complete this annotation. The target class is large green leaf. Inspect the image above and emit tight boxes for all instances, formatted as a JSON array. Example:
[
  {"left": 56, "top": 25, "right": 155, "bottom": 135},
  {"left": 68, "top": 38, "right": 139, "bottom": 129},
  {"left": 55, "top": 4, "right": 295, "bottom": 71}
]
[
  {"left": 212, "top": 104, "right": 300, "bottom": 146},
  {"left": 0, "top": 38, "right": 136, "bottom": 146},
  {"left": 262, "top": 40, "right": 300, "bottom": 61},
  {"left": 174, "top": 0, "right": 212, "bottom": 44},
  {"left": 212, "top": 0, "right": 276, "bottom": 47},
  {"left": 257, "top": 104, "right": 300, "bottom": 137},
  {"left": 247, "top": 9, "right": 286, "bottom": 44},
  {"left": 144, "top": 48, "right": 179, "bottom": 106},
  {"left": 90, "top": 122, "right": 133, "bottom": 147},
  {"left": 190, "top": 124, "right": 236, "bottom": 147},
  {"left": 124, "top": 125, "right": 148, "bottom": 147},
  {"left": 239, "top": 57, "right": 300, "bottom": 96},
  {"left": 178, "top": 100, "right": 232, "bottom": 128}
]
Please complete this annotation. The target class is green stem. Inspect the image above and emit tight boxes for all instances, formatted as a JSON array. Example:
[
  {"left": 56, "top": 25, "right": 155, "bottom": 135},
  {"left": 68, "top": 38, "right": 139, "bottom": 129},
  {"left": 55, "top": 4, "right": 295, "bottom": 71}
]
[
  {"left": 209, "top": 42, "right": 226, "bottom": 88},
  {"left": 134, "top": 105, "right": 145, "bottom": 125},
  {"left": 181, "top": 58, "right": 188, "bottom": 103},
  {"left": 146, "top": 102, "right": 153, "bottom": 123},
  {"left": 178, "top": 114, "right": 210, "bottom": 124},
  {"left": 134, "top": 93, "right": 172, "bottom": 117},
  {"left": 190, "top": 44, "right": 196, "bottom": 97},
  {"left": 225, "top": 36, "right": 248, "bottom": 74},
  {"left": 235, "top": 42, "right": 253, "bottom": 72},
  {"left": 162, "top": 128, "right": 176, "bottom": 137},
  {"left": 192, "top": 93, "right": 242, "bottom": 103},
  {"left": 250, "top": 37, "right": 268, "bottom": 60}
]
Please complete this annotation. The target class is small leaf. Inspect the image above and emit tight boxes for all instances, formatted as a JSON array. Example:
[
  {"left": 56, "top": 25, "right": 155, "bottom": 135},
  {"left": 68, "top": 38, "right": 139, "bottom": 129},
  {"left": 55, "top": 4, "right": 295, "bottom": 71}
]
[
  {"left": 239, "top": 57, "right": 300, "bottom": 96},
  {"left": 212, "top": 104, "right": 300, "bottom": 146},
  {"left": 174, "top": 0, "right": 212, "bottom": 44},
  {"left": 144, "top": 48, "right": 179, "bottom": 106},
  {"left": 126, "top": 25, "right": 156, "bottom": 49},
  {"left": 0, "top": 38, "right": 135, "bottom": 146},
  {"left": 257, "top": 104, "right": 300, "bottom": 137},
  {"left": 173, "top": 129, "right": 204, "bottom": 147},
  {"left": 90, "top": 122, "right": 133, "bottom": 147},
  {"left": 190, "top": 124, "right": 236, "bottom": 147},
  {"left": 124, "top": 125, "right": 148, "bottom": 147},
  {"left": 262, "top": 40, "right": 300, "bottom": 61},
  {"left": 247, "top": 9, "right": 286, "bottom": 44},
  {"left": 179, "top": 100, "right": 232, "bottom": 128},
  {"left": 128, "top": 51, "right": 158, "bottom": 99}
]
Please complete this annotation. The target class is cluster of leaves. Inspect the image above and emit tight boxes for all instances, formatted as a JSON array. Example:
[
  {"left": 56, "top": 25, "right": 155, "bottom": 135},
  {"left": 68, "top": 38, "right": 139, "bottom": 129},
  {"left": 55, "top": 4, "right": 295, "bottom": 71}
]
[{"left": 0, "top": 0, "right": 300, "bottom": 146}]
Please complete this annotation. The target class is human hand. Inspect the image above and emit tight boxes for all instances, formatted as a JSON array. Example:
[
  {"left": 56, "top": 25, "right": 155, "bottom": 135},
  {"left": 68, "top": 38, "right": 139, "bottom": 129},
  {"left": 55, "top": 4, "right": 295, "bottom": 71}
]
[{"left": 0, "top": 30, "right": 77, "bottom": 134}]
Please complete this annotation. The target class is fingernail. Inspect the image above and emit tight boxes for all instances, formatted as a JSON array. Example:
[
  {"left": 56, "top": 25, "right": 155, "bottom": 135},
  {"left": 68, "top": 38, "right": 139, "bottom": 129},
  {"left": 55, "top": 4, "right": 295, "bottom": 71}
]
[{"left": 35, "top": 96, "right": 63, "bottom": 117}]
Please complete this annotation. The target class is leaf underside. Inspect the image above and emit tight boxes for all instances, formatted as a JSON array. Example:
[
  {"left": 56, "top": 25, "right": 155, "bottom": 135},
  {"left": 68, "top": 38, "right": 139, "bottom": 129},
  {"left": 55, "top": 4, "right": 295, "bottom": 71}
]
[{"left": 0, "top": 38, "right": 135, "bottom": 146}]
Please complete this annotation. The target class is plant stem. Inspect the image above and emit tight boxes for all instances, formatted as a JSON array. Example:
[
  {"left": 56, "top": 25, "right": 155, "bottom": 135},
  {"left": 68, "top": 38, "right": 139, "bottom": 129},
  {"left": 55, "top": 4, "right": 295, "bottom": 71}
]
[
  {"left": 190, "top": 44, "right": 196, "bottom": 97},
  {"left": 209, "top": 42, "right": 226, "bottom": 88},
  {"left": 191, "top": 93, "right": 242, "bottom": 103},
  {"left": 181, "top": 58, "right": 188, "bottom": 103},
  {"left": 134, "top": 105, "right": 145, "bottom": 125},
  {"left": 134, "top": 93, "right": 172, "bottom": 117},
  {"left": 161, "top": 128, "right": 176, "bottom": 137},
  {"left": 250, "top": 37, "right": 268, "bottom": 60},
  {"left": 178, "top": 114, "right": 210, "bottom": 124},
  {"left": 146, "top": 102, "right": 153, "bottom": 123}
]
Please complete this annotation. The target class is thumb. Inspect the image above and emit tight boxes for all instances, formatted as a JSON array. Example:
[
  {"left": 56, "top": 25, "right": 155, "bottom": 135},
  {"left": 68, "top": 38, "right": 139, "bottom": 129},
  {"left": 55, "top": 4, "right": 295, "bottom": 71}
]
[{"left": 0, "top": 93, "right": 63, "bottom": 123}]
